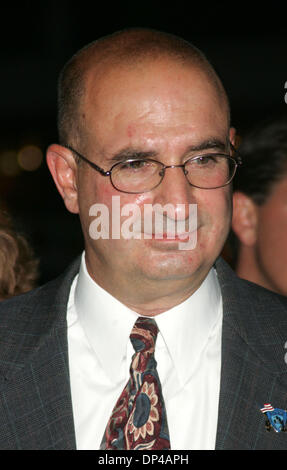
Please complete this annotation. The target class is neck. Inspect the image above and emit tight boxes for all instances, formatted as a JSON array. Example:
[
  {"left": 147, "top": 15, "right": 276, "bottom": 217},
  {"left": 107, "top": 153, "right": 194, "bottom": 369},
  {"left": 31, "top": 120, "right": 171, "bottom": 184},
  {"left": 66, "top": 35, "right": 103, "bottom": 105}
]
[
  {"left": 120, "top": 281, "right": 201, "bottom": 316},
  {"left": 85, "top": 253, "right": 209, "bottom": 316}
]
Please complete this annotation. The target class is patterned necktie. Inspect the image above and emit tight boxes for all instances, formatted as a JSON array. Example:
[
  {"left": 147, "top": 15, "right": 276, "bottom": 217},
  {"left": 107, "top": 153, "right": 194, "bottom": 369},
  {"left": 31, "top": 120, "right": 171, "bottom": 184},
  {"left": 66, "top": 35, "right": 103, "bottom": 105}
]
[{"left": 100, "top": 316, "right": 170, "bottom": 450}]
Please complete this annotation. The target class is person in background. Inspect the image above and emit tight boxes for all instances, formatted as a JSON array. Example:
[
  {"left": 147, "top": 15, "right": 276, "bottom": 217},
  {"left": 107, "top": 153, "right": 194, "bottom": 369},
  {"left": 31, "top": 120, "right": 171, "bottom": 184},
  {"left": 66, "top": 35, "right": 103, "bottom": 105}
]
[
  {"left": 0, "top": 210, "right": 39, "bottom": 299},
  {"left": 231, "top": 118, "right": 287, "bottom": 296}
]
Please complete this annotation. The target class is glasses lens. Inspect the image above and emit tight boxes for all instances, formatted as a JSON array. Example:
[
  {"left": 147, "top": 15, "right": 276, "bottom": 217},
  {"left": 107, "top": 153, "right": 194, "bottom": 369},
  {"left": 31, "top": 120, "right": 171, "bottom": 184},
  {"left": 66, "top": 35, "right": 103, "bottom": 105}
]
[
  {"left": 185, "top": 155, "right": 236, "bottom": 188},
  {"left": 111, "top": 159, "right": 163, "bottom": 193}
]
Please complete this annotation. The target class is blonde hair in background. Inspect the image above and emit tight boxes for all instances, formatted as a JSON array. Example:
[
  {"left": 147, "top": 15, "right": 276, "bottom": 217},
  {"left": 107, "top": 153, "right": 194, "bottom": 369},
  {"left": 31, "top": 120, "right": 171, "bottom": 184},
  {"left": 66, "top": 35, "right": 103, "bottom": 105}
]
[{"left": 0, "top": 211, "right": 39, "bottom": 300}]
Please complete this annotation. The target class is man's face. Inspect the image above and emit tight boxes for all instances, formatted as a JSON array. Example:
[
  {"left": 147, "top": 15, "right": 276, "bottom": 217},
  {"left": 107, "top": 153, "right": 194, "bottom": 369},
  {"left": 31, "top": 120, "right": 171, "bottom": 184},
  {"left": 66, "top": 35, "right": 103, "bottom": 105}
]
[
  {"left": 254, "top": 175, "right": 287, "bottom": 296},
  {"left": 74, "top": 59, "right": 233, "bottom": 298}
]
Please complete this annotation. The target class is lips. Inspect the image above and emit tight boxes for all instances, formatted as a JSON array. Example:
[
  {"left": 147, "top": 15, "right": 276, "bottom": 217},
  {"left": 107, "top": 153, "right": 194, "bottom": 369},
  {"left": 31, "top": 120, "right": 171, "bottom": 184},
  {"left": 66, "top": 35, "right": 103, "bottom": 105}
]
[
  {"left": 156, "top": 233, "right": 189, "bottom": 240},
  {"left": 142, "top": 231, "right": 193, "bottom": 241}
]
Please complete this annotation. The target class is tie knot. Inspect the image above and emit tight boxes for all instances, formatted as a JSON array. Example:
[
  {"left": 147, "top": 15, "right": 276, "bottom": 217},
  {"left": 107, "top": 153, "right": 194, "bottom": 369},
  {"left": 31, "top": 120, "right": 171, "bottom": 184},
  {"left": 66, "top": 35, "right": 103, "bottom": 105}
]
[{"left": 130, "top": 317, "right": 158, "bottom": 354}]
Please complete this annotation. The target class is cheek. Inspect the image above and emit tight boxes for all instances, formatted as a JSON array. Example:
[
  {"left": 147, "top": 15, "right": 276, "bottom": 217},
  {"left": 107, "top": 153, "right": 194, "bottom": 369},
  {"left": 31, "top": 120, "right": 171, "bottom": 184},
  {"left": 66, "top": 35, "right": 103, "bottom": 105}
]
[
  {"left": 257, "top": 205, "right": 287, "bottom": 257},
  {"left": 80, "top": 178, "right": 153, "bottom": 236},
  {"left": 76, "top": 174, "right": 113, "bottom": 238},
  {"left": 199, "top": 189, "right": 232, "bottom": 233},
  {"left": 256, "top": 206, "right": 287, "bottom": 293}
]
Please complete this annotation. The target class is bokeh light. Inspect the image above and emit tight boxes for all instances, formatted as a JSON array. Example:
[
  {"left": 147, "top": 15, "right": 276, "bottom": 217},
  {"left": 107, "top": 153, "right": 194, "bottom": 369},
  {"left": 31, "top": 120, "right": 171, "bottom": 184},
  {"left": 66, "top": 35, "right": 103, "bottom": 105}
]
[
  {"left": 18, "top": 145, "right": 43, "bottom": 171},
  {"left": 0, "top": 151, "right": 21, "bottom": 176}
]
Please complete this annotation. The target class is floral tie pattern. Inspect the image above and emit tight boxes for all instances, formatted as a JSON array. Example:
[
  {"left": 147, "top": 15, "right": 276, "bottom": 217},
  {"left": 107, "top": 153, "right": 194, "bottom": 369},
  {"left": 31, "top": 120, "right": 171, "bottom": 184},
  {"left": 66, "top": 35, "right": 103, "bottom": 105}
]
[{"left": 100, "top": 317, "right": 170, "bottom": 450}]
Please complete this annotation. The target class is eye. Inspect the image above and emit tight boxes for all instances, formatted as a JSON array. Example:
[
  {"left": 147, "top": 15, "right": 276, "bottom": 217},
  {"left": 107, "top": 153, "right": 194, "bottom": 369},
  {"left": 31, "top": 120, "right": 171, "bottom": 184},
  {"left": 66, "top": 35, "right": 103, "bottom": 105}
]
[
  {"left": 194, "top": 155, "right": 218, "bottom": 165},
  {"left": 119, "top": 160, "right": 149, "bottom": 171},
  {"left": 186, "top": 155, "right": 219, "bottom": 169},
  {"left": 118, "top": 160, "right": 157, "bottom": 173}
]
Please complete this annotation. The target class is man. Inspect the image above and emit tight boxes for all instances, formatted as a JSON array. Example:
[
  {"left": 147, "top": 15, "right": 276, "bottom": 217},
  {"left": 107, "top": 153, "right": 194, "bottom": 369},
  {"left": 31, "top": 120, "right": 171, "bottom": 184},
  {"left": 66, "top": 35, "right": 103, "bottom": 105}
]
[
  {"left": 231, "top": 118, "right": 287, "bottom": 296},
  {"left": 0, "top": 28, "right": 287, "bottom": 450}
]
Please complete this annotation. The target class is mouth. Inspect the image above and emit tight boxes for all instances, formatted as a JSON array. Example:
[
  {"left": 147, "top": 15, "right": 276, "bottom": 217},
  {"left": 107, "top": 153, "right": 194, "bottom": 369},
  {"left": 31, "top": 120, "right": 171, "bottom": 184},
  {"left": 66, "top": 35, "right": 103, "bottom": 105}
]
[
  {"left": 148, "top": 233, "right": 191, "bottom": 241},
  {"left": 141, "top": 228, "right": 198, "bottom": 242},
  {"left": 138, "top": 224, "right": 199, "bottom": 252}
]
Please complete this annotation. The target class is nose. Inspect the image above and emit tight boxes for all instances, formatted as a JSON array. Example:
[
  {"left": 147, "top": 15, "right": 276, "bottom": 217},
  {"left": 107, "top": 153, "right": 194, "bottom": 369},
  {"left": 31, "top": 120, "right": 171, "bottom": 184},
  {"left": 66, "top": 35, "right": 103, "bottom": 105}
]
[{"left": 153, "top": 164, "right": 195, "bottom": 221}]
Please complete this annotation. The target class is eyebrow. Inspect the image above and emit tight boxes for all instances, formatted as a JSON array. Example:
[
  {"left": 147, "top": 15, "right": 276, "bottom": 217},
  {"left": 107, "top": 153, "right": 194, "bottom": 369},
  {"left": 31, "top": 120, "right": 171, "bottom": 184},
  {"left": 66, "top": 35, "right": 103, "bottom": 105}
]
[
  {"left": 186, "top": 138, "right": 228, "bottom": 153},
  {"left": 107, "top": 149, "right": 158, "bottom": 163},
  {"left": 107, "top": 137, "right": 228, "bottom": 163}
]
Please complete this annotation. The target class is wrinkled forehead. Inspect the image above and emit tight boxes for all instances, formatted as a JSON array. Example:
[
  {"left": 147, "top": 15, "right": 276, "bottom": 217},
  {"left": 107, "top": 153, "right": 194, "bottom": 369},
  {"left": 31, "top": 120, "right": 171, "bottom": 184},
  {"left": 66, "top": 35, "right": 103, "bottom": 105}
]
[{"left": 82, "top": 57, "right": 230, "bottom": 134}]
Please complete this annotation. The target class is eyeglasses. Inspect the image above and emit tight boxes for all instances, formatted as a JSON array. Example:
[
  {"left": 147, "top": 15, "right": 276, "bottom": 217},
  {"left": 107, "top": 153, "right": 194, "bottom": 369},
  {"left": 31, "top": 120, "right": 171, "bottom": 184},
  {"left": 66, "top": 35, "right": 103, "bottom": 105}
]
[{"left": 64, "top": 143, "right": 242, "bottom": 194}]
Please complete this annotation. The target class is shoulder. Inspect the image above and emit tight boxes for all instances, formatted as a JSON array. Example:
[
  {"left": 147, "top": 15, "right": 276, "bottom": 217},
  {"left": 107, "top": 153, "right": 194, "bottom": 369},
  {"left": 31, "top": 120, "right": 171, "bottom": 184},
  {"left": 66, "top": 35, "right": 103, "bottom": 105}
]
[
  {"left": 0, "top": 257, "right": 81, "bottom": 326},
  {"left": 0, "top": 257, "right": 80, "bottom": 382},
  {"left": 215, "top": 257, "right": 287, "bottom": 360},
  {"left": 215, "top": 256, "right": 287, "bottom": 311}
]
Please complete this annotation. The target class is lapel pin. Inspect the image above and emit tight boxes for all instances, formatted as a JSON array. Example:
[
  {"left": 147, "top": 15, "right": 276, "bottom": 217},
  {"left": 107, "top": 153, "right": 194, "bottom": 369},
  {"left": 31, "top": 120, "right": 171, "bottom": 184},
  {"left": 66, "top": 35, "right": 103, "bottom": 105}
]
[{"left": 260, "top": 403, "right": 287, "bottom": 432}]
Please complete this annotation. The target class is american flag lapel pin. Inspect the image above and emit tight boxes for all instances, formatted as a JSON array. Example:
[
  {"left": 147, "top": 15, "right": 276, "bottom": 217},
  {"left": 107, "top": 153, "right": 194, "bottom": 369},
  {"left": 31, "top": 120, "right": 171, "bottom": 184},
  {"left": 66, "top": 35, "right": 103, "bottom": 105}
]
[{"left": 260, "top": 403, "right": 287, "bottom": 432}]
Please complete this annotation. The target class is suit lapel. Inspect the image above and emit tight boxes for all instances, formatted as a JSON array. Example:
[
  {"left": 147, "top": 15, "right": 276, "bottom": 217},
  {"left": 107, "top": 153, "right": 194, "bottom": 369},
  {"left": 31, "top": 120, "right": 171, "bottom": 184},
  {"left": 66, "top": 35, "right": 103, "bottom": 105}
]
[
  {"left": 215, "top": 257, "right": 287, "bottom": 449},
  {"left": 0, "top": 258, "right": 80, "bottom": 449}
]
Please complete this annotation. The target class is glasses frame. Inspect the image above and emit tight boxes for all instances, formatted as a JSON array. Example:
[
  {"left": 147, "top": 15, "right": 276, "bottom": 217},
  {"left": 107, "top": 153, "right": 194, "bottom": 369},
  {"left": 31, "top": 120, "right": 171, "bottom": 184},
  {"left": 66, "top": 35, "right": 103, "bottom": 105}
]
[{"left": 63, "top": 142, "right": 242, "bottom": 194}]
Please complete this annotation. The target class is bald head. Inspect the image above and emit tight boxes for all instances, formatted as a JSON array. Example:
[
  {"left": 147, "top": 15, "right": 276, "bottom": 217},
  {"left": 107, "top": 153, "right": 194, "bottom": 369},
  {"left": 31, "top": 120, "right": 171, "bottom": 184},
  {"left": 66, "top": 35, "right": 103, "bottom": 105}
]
[{"left": 57, "top": 28, "right": 230, "bottom": 147}]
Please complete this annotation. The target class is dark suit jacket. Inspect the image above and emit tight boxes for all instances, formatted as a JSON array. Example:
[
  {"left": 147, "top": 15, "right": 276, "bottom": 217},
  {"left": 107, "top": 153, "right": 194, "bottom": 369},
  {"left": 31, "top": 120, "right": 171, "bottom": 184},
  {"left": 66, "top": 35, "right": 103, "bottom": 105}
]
[{"left": 0, "top": 256, "right": 287, "bottom": 449}]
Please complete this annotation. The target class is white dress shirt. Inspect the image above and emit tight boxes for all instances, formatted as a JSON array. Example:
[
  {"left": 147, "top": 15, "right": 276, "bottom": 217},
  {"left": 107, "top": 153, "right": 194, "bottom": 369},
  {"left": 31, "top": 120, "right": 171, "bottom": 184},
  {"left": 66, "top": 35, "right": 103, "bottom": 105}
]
[{"left": 67, "top": 253, "right": 223, "bottom": 450}]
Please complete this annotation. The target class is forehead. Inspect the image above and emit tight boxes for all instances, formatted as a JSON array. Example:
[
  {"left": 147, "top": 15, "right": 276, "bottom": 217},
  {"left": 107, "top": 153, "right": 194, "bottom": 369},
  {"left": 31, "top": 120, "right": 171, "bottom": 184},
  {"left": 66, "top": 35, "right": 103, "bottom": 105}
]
[{"left": 82, "top": 59, "right": 229, "bottom": 153}]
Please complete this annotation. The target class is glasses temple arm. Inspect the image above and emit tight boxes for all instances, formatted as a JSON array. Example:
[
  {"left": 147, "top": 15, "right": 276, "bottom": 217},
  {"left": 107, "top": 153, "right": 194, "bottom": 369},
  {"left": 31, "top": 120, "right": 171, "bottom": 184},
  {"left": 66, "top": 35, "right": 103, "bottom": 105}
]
[
  {"left": 62, "top": 144, "right": 110, "bottom": 176},
  {"left": 229, "top": 141, "right": 243, "bottom": 165}
]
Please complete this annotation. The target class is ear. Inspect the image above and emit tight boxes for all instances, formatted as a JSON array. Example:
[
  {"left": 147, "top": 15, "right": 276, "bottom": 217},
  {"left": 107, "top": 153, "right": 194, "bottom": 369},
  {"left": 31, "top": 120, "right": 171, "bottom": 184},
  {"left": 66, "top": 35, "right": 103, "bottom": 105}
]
[
  {"left": 46, "top": 144, "right": 79, "bottom": 214},
  {"left": 229, "top": 127, "right": 236, "bottom": 147},
  {"left": 232, "top": 191, "right": 258, "bottom": 246}
]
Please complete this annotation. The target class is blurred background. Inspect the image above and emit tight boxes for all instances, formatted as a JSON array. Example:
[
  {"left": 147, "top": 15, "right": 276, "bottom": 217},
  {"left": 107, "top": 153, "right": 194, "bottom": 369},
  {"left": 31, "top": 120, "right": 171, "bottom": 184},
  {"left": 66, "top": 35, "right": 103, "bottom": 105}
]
[{"left": 1, "top": 1, "right": 286, "bottom": 283}]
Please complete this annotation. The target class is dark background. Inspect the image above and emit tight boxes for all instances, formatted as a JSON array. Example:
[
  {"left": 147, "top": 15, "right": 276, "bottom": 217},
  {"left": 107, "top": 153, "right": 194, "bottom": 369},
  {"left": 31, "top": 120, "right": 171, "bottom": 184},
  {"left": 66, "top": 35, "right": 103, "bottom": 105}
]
[{"left": 1, "top": 1, "right": 286, "bottom": 283}]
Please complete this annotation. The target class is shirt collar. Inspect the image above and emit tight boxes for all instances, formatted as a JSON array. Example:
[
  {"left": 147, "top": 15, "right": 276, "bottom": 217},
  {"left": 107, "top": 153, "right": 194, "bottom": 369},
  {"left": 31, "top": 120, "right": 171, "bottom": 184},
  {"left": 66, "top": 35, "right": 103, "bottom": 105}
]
[
  {"left": 74, "top": 252, "right": 222, "bottom": 385},
  {"left": 75, "top": 253, "right": 138, "bottom": 382},
  {"left": 154, "top": 268, "right": 222, "bottom": 385}
]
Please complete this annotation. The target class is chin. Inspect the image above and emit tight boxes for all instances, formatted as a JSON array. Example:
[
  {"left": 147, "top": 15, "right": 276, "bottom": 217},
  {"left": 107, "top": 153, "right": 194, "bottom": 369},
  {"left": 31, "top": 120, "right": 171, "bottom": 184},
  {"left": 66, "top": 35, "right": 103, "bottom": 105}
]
[{"left": 139, "top": 251, "right": 206, "bottom": 282}]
